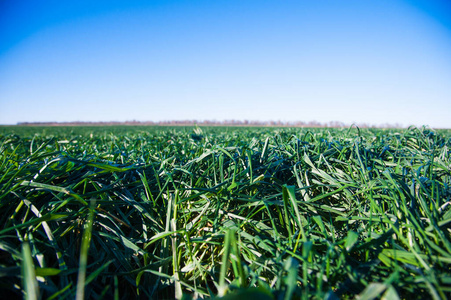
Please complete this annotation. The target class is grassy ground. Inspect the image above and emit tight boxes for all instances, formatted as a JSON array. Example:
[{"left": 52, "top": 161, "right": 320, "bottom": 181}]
[{"left": 0, "top": 125, "right": 450, "bottom": 299}]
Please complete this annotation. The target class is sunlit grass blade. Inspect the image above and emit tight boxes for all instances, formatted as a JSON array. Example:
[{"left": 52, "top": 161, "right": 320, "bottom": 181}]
[
  {"left": 76, "top": 205, "right": 95, "bottom": 300},
  {"left": 21, "top": 241, "right": 39, "bottom": 300}
]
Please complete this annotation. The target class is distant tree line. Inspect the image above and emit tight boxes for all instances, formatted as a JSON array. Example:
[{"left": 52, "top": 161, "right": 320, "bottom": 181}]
[{"left": 16, "top": 120, "right": 404, "bottom": 128}]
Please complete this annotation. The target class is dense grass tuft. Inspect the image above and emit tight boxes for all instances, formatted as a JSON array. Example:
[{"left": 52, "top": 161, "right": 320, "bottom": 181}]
[{"left": 0, "top": 125, "right": 450, "bottom": 299}]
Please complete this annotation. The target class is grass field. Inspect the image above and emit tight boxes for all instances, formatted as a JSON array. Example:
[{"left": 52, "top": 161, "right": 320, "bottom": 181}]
[{"left": 0, "top": 125, "right": 450, "bottom": 299}]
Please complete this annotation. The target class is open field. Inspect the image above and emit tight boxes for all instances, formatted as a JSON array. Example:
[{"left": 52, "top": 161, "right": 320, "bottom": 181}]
[{"left": 0, "top": 125, "right": 450, "bottom": 299}]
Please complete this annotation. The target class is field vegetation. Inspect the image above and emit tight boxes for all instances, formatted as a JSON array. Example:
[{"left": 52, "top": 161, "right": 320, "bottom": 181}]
[{"left": 0, "top": 125, "right": 450, "bottom": 299}]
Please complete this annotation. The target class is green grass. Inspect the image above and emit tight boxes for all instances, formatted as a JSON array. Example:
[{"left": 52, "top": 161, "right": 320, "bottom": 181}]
[{"left": 0, "top": 125, "right": 450, "bottom": 299}]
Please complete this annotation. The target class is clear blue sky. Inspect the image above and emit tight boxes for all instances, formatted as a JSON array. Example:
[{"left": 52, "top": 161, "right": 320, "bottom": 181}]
[{"left": 1, "top": 0, "right": 450, "bottom": 127}]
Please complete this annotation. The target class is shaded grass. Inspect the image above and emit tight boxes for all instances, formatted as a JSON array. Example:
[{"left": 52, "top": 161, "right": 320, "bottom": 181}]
[{"left": 0, "top": 125, "right": 450, "bottom": 299}]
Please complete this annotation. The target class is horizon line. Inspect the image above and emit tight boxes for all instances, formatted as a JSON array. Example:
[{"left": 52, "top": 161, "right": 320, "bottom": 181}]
[{"left": 3, "top": 120, "right": 443, "bottom": 129}]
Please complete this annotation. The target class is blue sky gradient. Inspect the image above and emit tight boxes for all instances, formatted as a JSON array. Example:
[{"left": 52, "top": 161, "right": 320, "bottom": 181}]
[{"left": 1, "top": 0, "right": 451, "bottom": 127}]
